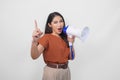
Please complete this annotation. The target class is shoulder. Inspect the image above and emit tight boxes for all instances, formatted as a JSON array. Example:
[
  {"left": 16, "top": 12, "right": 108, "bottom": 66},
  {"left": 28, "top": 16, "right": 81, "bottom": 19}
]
[
  {"left": 38, "top": 34, "right": 51, "bottom": 44},
  {"left": 39, "top": 34, "right": 53, "bottom": 41},
  {"left": 38, "top": 34, "right": 50, "bottom": 48},
  {"left": 41, "top": 34, "right": 51, "bottom": 38}
]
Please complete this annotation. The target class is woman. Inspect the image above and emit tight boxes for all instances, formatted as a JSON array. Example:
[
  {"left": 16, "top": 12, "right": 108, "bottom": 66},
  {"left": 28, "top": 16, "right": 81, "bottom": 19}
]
[{"left": 31, "top": 12, "right": 75, "bottom": 80}]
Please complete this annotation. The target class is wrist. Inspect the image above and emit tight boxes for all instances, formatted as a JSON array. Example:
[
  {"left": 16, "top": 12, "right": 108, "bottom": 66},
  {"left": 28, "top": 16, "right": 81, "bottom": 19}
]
[{"left": 32, "top": 40, "right": 39, "bottom": 46}]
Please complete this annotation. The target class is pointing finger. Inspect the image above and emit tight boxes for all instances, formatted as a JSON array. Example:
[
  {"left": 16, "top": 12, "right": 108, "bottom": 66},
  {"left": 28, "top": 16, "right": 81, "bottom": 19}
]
[
  {"left": 34, "top": 19, "right": 43, "bottom": 34},
  {"left": 34, "top": 19, "right": 38, "bottom": 29}
]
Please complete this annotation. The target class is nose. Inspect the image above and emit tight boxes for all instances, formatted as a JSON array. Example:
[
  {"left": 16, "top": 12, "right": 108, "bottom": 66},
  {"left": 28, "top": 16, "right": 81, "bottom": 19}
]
[{"left": 57, "top": 22, "right": 63, "bottom": 28}]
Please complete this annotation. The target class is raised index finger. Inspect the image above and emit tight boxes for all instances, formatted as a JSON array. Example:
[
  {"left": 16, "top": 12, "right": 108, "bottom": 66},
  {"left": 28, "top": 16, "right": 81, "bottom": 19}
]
[{"left": 34, "top": 19, "right": 38, "bottom": 29}]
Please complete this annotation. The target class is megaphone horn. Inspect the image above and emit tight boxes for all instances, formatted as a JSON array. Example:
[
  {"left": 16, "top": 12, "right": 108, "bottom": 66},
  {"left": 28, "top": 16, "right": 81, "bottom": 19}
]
[{"left": 63, "top": 25, "right": 90, "bottom": 42}]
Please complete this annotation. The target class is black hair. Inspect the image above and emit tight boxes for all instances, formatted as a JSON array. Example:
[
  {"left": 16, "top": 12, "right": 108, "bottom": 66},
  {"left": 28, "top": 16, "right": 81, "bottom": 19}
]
[{"left": 45, "top": 12, "right": 69, "bottom": 47}]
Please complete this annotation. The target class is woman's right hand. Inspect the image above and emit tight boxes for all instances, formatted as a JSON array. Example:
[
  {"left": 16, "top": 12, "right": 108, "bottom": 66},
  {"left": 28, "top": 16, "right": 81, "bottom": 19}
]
[
  {"left": 32, "top": 20, "right": 43, "bottom": 43},
  {"left": 31, "top": 20, "right": 44, "bottom": 59}
]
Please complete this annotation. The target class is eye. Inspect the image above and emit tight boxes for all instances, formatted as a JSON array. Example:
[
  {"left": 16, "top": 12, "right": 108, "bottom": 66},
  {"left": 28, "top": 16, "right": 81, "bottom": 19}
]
[
  {"left": 53, "top": 21, "right": 58, "bottom": 24},
  {"left": 60, "top": 20, "right": 63, "bottom": 23}
]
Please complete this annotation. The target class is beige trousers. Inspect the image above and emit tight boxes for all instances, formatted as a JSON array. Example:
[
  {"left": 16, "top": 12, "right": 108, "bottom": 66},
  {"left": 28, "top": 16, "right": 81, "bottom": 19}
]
[{"left": 42, "top": 65, "right": 71, "bottom": 80}]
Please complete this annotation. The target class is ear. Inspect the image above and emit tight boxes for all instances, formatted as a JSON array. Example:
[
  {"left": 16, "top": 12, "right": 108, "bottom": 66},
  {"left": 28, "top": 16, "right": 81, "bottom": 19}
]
[{"left": 48, "top": 23, "right": 52, "bottom": 27}]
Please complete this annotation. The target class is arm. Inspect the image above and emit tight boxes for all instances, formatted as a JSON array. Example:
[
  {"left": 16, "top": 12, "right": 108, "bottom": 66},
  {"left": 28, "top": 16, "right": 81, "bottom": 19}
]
[
  {"left": 31, "top": 41, "right": 44, "bottom": 60},
  {"left": 31, "top": 20, "right": 44, "bottom": 60},
  {"left": 67, "top": 36, "right": 75, "bottom": 60}
]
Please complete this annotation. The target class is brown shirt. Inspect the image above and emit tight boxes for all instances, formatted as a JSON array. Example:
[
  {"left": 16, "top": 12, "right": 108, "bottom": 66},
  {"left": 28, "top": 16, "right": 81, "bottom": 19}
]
[{"left": 38, "top": 34, "right": 70, "bottom": 64}]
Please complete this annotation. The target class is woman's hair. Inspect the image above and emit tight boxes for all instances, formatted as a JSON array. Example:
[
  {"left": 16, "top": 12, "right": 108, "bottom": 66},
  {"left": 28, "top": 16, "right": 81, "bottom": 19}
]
[{"left": 45, "top": 12, "right": 69, "bottom": 47}]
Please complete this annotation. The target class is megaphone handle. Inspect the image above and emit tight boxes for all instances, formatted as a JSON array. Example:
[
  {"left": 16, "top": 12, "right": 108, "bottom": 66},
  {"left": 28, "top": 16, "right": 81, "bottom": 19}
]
[
  {"left": 69, "top": 42, "right": 74, "bottom": 60},
  {"left": 68, "top": 35, "right": 73, "bottom": 46},
  {"left": 68, "top": 35, "right": 74, "bottom": 60}
]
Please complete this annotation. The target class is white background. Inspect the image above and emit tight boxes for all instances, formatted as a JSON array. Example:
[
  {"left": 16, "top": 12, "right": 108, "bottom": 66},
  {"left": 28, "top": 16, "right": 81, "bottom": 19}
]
[{"left": 0, "top": 0, "right": 120, "bottom": 80}]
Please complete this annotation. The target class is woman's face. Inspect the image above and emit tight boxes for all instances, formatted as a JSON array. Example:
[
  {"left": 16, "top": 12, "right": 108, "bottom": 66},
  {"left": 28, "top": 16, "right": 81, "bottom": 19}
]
[{"left": 48, "top": 16, "right": 64, "bottom": 35}]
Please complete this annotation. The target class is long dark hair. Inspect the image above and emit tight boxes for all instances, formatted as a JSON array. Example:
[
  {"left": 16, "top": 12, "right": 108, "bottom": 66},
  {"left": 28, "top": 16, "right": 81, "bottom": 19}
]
[{"left": 45, "top": 12, "right": 69, "bottom": 47}]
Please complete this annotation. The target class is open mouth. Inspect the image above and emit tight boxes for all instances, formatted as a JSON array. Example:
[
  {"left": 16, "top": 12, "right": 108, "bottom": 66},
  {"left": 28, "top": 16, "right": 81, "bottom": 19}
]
[{"left": 58, "top": 28, "right": 62, "bottom": 31}]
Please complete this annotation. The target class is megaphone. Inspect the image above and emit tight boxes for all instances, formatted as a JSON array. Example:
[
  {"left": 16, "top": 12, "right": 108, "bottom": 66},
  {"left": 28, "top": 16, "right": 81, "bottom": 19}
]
[
  {"left": 63, "top": 25, "right": 90, "bottom": 60},
  {"left": 63, "top": 25, "right": 90, "bottom": 42}
]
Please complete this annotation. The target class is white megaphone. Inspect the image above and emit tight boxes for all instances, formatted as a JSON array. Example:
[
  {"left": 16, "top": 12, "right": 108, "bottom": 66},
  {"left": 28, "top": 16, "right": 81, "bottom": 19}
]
[
  {"left": 63, "top": 25, "right": 90, "bottom": 60},
  {"left": 63, "top": 25, "right": 90, "bottom": 43}
]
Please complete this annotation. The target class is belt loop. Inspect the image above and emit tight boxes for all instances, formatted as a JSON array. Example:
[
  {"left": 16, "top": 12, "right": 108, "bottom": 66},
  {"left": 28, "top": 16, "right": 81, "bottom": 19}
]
[{"left": 57, "top": 64, "right": 58, "bottom": 69}]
